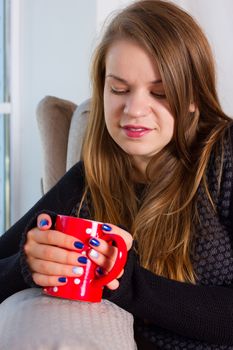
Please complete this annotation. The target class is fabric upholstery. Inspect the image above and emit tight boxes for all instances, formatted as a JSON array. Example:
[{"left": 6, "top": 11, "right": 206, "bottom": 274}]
[
  {"left": 36, "top": 96, "right": 90, "bottom": 193},
  {"left": 66, "top": 98, "right": 90, "bottom": 170},
  {"left": 36, "top": 96, "right": 77, "bottom": 193}
]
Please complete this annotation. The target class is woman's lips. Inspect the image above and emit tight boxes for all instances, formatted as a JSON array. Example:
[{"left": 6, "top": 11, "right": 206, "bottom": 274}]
[{"left": 122, "top": 125, "right": 152, "bottom": 138}]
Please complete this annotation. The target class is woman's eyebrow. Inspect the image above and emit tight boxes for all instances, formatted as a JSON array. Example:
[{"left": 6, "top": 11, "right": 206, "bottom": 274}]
[
  {"left": 106, "top": 74, "right": 162, "bottom": 85},
  {"left": 106, "top": 74, "right": 128, "bottom": 83}
]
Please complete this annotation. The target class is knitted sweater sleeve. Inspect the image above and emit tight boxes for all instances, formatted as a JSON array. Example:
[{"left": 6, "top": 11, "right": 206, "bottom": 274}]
[{"left": 0, "top": 162, "right": 85, "bottom": 303}]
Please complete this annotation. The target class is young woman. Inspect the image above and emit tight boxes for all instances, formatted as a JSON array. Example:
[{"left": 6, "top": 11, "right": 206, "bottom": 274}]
[{"left": 1, "top": 1, "right": 233, "bottom": 348}]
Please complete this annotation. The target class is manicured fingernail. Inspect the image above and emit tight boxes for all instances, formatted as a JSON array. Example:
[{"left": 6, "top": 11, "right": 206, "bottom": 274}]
[
  {"left": 78, "top": 256, "right": 88, "bottom": 264},
  {"left": 89, "top": 238, "right": 100, "bottom": 247},
  {"left": 39, "top": 219, "right": 49, "bottom": 227},
  {"left": 89, "top": 249, "right": 99, "bottom": 259},
  {"left": 74, "top": 241, "right": 84, "bottom": 249},
  {"left": 58, "top": 277, "right": 67, "bottom": 283},
  {"left": 102, "top": 224, "right": 112, "bottom": 232},
  {"left": 96, "top": 267, "right": 104, "bottom": 275},
  {"left": 72, "top": 266, "right": 84, "bottom": 275}
]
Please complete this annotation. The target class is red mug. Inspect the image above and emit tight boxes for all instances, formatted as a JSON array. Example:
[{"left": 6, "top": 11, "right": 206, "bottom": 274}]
[{"left": 43, "top": 215, "right": 128, "bottom": 302}]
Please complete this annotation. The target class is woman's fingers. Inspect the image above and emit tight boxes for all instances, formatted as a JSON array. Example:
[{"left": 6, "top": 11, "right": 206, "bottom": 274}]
[
  {"left": 116, "top": 269, "right": 124, "bottom": 279},
  {"left": 32, "top": 273, "right": 120, "bottom": 289},
  {"left": 106, "top": 279, "right": 120, "bottom": 290},
  {"left": 29, "top": 257, "right": 84, "bottom": 278},
  {"left": 87, "top": 224, "right": 131, "bottom": 288},
  {"left": 102, "top": 223, "right": 133, "bottom": 250},
  {"left": 88, "top": 247, "right": 116, "bottom": 271},
  {"left": 95, "top": 270, "right": 121, "bottom": 290},
  {"left": 37, "top": 213, "right": 52, "bottom": 231},
  {"left": 88, "top": 236, "right": 117, "bottom": 262},
  {"left": 87, "top": 236, "right": 118, "bottom": 272},
  {"left": 27, "top": 227, "right": 85, "bottom": 252},
  {"left": 27, "top": 215, "right": 130, "bottom": 290},
  {"left": 87, "top": 224, "right": 132, "bottom": 260},
  {"left": 27, "top": 213, "right": 85, "bottom": 253},
  {"left": 32, "top": 272, "right": 68, "bottom": 287},
  {"left": 25, "top": 240, "right": 87, "bottom": 266}
]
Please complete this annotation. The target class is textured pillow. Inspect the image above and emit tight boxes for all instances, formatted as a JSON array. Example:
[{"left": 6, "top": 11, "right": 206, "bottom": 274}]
[{"left": 0, "top": 288, "right": 136, "bottom": 350}]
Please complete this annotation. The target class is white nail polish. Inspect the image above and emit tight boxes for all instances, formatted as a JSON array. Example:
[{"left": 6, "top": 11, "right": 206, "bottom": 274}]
[
  {"left": 72, "top": 266, "right": 84, "bottom": 275},
  {"left": 89, "top": 249, "right": 99, "bottom": 259}
]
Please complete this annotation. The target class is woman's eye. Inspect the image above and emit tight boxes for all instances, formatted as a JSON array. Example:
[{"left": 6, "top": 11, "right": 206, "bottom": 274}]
[
  {"left": 151, "top": 92, "right": 166, "bottom": 99},
  {"left": 110, "top": 87, "right": 128, "bottom": 95}
]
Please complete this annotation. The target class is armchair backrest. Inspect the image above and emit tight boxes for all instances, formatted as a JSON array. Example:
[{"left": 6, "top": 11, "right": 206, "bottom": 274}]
[{"left": 36, "top": 96, "right": 90, "bottom": 194}]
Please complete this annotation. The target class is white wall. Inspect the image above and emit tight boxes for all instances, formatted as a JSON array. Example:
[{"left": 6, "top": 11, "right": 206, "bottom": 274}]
[
  {"left": 10, "top": 0, "right": 233, "bottom": 224},
  {"left": 174, "top": 0, "right": 233, "bottom": 115},
  {"left": 11, "top": 0, "right": 97, "bottom": 223},
  {"left": 96, "top": 0, "right": 132, "bottom": 31}
]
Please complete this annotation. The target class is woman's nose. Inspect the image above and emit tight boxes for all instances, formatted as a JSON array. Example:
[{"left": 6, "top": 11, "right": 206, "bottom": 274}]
[{"left": 123, "top": 94, "right": 151, "bottom": 118}]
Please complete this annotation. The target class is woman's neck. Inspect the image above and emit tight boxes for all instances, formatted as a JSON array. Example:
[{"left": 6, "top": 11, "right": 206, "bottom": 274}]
[{"left": 132, "top": 165, "right": 148, "bottom": 184}]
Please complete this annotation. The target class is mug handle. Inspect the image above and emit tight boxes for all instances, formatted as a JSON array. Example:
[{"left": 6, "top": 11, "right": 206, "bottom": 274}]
[{"left": 92, "top": 233, "right": 128, "bottom": 288}]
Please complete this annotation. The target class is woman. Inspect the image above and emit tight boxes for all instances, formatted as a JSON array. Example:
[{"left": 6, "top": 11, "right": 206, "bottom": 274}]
[{"left": 1, "top": 0, "right": 233, "bottom": 348}]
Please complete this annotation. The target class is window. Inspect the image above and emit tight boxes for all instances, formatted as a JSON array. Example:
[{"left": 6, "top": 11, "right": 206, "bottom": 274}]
[{"left": 0, "top": 0, "right": 10, "bottom": 234}]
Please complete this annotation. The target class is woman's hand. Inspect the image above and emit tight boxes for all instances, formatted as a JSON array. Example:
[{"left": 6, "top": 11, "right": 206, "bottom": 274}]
[
  {"left": 87, "top": 223, "right": 133, "bottom": 290},
  {"left": 24, "top": 214, "right": 133, "bottom": 290},
  {"left": 24, "top": 214, "right": 88, "bottom": 287}
]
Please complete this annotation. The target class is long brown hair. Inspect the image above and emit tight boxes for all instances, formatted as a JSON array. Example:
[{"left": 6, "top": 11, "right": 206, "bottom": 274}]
[{"left": 81, "top": 0, "right": 231, "bottom": 282}]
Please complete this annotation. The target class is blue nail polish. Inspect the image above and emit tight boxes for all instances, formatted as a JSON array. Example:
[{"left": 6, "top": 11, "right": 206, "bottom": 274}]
[
  {"left": 39, "top": 219, "right": 49, "bottom": 227},
  {"left": 89, "top": 238, "right": 100, "bottom": 247},
  {"left": 58, "top": 277, "right": 66, "bottom": 283},
  {"left": 74, "top": 241, "right": 84, "bottom": 249},
  {"left": 102, "top": 224, "right": 112, "bottom": 232},
  {"left": 96, "top": 267, "right": 104, "bottom": 275},
  {"left": 78, "top": 256, "right": 88, "bottom": 264}
]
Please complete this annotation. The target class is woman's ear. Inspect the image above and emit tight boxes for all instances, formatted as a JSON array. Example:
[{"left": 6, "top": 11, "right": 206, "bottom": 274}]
[{"left": 189, "top": 102, "right": 196, "bottom": 113}]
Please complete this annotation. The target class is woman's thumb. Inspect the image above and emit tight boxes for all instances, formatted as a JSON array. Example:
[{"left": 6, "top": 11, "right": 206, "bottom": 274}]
[{"left": 37, "top": 213, "right": 52, "bottom": 231}]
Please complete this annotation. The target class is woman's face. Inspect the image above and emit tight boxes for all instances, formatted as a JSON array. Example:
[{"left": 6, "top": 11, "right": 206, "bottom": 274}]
[{"left": 103, "top": 39, "right": 174, "bottom": 174}]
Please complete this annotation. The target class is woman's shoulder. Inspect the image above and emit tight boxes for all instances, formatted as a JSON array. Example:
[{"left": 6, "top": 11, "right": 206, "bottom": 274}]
[
  {"left": 64, "top": 161, "right": 85, "bottom": 179},
  {"left": 221, "top": 121, "right": 233, "bottom": 162},
  {"left": 211, "top": 121, "right": 233, "bottom": 160},
  {"left": 224, "top": 120, "right": 233, "bottom": 143},
  {"left": 55, "top": 161, "right": 85, "bottom": 192},
  {"left": 206, "top": 122, "right": 233, "bottom": 186}
]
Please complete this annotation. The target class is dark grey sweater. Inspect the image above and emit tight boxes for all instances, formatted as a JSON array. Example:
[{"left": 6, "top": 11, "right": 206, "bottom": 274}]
[{"left": 1, "top": 125, "right": 233, "bottom": 349}]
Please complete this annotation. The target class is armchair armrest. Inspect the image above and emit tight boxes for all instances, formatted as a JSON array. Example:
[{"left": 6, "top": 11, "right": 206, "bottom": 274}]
[{"left": 0, "top": 288, "right": 137, "bottom": 350}]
